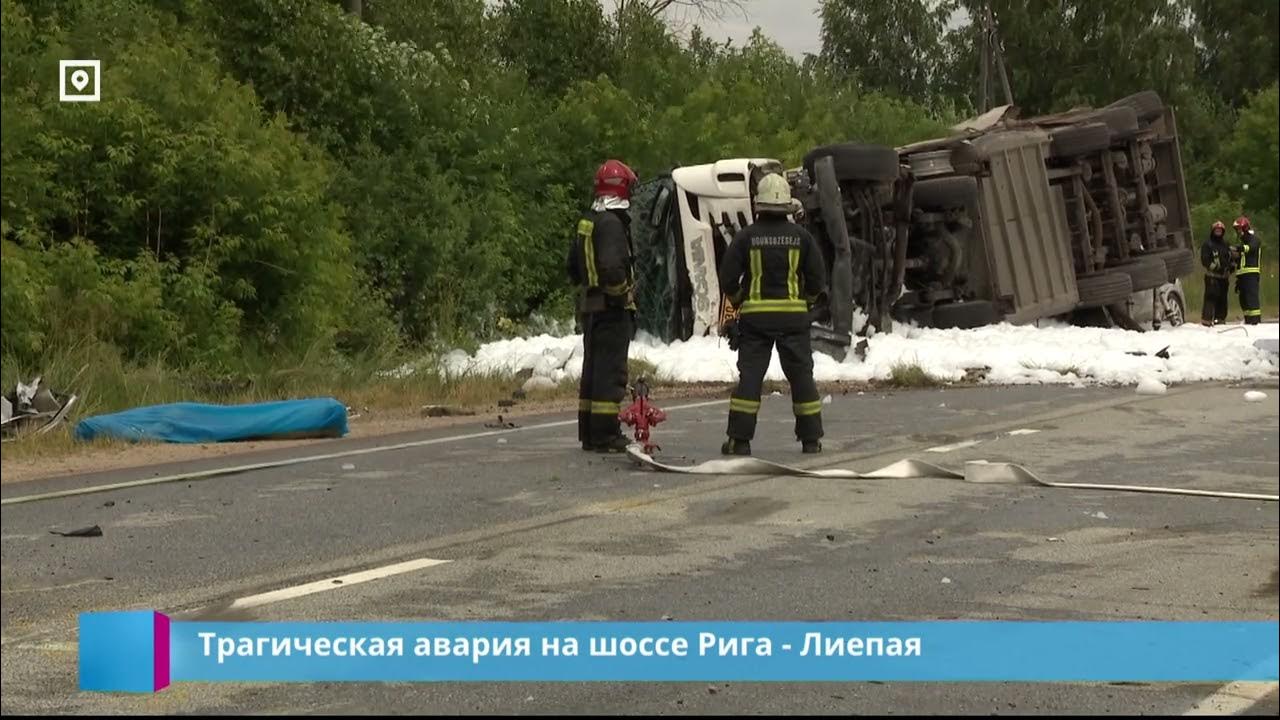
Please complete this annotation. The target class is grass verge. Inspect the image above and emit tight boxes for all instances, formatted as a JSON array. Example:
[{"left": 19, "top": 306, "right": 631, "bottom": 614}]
[{"left": 883, "top": 362, "right": 942, "bottom": 388}]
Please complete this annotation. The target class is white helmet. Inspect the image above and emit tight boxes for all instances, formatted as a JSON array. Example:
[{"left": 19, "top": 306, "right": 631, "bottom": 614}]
[{"left": 754, "top": 173, "right": 793, "bottom": 213}]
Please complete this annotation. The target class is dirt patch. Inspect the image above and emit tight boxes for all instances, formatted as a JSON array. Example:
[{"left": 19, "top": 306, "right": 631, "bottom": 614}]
[{"left": 0, "top": 382, "right": 737, "bottom": 485}]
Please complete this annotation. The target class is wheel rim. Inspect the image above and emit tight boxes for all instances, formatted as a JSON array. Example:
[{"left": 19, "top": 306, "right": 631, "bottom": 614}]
[{"left": 1166, "top": 295, "right": 1185, "bottom": 327}]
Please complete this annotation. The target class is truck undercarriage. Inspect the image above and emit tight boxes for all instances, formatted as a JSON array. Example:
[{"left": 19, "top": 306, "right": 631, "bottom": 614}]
[{"left": 631, "top": 91, "right": 1195, "bottom": 359}]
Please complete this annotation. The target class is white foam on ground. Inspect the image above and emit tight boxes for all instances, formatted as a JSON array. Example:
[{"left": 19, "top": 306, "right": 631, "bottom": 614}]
[{"left": 437, "top": 322, "right": 1279, "bottom": 387}]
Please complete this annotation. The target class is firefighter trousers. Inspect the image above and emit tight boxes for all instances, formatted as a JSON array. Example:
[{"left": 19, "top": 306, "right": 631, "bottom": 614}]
[
  {"left": 578, "top": 308, "right": 632, "bottom": 445},
  {"left": 1201, "top": 275, "right": 1229, "bottom": 325},
  {"left": 1237, "top": 273, "right": 1261, "bottom": 325},
  {"left": 727, "top": 318, "right": 823, "bottom": 443}
]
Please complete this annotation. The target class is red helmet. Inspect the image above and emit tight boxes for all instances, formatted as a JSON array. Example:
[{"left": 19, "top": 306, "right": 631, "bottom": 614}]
[
  {"left": 594, "top": 159, "right": 638, "bottom": 200},
  {"left": 1233, "top": 216, "right": 1251, "bottom": 232}
]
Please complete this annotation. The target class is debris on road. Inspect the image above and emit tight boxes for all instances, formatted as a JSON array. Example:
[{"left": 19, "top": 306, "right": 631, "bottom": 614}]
[
  {"left": 1047, "top": 537, "right": 1063, "bottom": 542},
  {"left": 941, "top": 577, "right": 952, "bottom": 584},
  {"left": 485, "top": 415, "right": 519, "bottom": 429},
  {"left": 1244, "top": 391, "right": 1268, "bottom": 403},
  {"left": 50, "top": 525, "right": 103, "bottom": 538},
  {"left": 2, "top": 376, "right": 78, "bottom": 440},
  {"left": 341, "top": 463, "right": 356, "bottom": 470},
  {"left": 421, "top": 405, "right": 476, "bottom": 418},
  {"left": 1135, "top": 377, "right": 1167, "bottom": 395}
]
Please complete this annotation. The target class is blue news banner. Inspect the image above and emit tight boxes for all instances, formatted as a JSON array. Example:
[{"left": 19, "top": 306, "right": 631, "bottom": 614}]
[{"left": 79, "top": 614, "right": 1279, "bottom": 690}]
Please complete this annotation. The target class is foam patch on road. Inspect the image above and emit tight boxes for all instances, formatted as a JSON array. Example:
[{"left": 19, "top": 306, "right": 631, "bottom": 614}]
[{"left": 436, "top": 322, "right": 1279, "bottom": 388}]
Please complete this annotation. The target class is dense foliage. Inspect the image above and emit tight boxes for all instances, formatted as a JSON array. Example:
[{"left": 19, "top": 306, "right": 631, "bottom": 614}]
[{"left": 2, "top": 0, "right": 1276, "bottom": 377}]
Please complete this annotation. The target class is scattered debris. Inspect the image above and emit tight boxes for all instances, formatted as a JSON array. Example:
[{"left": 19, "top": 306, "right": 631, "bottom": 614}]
[
  {"left": 853, "top": 339, "right": 869, "bottom": 361},
  {"left": 825, "top": 534, "right": 835, "bottom": 542},
  {"left": 1125, "top": 351, "right": 1147, "bottom": 357},
  {"left": 1135, "top": 376, "right": 1167, "bottom": 395},
  {"left": 484, "top": 415, "right": 520, "bottom": 429},
  {"left": 341, "top": 463, "right": 356, "bottom": 471},
  {"left": 706, "top": 686, "right": 719, "bottom": 695},
  {"left": 50, "top": 525, "right": 102, "bottom": 538},
  {"left": 661, "top": 614, "right": 674, "bottom": 621},
  {"left": 1154, "top": 346, "right": 1171, "bottom": 360},
  {"left": 2, "top": 376, "right": 78, "bottom": 440},
  {"left": 1047, "top": 537, "right": 1063, "bottom": 542},
  {"left": 1244, "top": 391, "right": 1268, "bottom": 403},
  {"left": 101, "top": 501, "right": 115, "bottom": 508},
  {"left": 421, "top": 405, "right": 475, "bottom": 418},
  {"left": 1088, "top": 511, "right": 1109, "bottom": 520},
  {"left": 496, "top": 438, "right": 508, "bottom": 444},
  {"left": 940, "top": 577, "right": 952, "bottom": 585},
  {"left": 962, "top": 366, "right": 991, "bottom": 382}
]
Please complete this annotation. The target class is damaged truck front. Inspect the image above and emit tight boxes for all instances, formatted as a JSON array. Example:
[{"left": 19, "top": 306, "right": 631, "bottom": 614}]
[{"left": 630, "top": 90, "right": 1195, "bottom": 358}]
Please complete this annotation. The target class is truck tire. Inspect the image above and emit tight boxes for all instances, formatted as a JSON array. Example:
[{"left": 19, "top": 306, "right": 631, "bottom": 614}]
[
  {"left": 1049, "top": 123, "right": 1111, "bottom": 158},
  {"left": 1148, "top": 247, "right": 1195, "bottom": 281},
  {"left": 1076, "top": 272, "right": 1134, "bottom": 308},
  {"left": 1110, "top": 256, "right": 1168, "bottom": 291},
  {"left": 1106, "top": 91, "right": 1164, "bottom": 123},
  {"left": 912, "top": 176, "right": 978, "bottom": 210},
  {"left": 803, "top": 143, "right": 900, "bottom": 184},
  {"left": 930, "top": 300, "right": 1002, "bottom": 329},
  {"left": 1087, "top": 106, "right": 1140, "bottom": 141}
]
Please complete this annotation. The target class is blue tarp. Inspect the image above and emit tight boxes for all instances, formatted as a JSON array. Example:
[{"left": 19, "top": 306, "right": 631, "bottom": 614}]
[{"left": 74, "top": 398, "right": 349, "bottom": 444}]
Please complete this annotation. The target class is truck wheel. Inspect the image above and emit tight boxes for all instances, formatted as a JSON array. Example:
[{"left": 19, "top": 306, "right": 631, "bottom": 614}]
[
  {"left": 803, "top": 143, "right": 900, "bottom": 184},
  {"left": 930, "top": 300, "right": 1002, "bottom": 329},
  {"left": 1110, "top": 256, "right": 1168, "bottom": 291},
  {"left": 912, "top": 176, "right": 978, "bottom": 210},
  {"left": 1106, "top": 91, "right": 1164, "bottom": 123},
  {"left": 1148, "top": 247, "right": 1195, "bottom": 281},
  {"left": 1076, "top": 272, "right": 1134, "bottom": 308},
  {"left": 1049, "top": 123, "right": 1111, "bottom": 158},
  {"left": 1087, "top": 106, "right": 1140, "bottom": 141}
]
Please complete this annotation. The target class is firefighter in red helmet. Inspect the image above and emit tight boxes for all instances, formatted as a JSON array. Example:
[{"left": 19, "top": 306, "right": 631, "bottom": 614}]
[
  {"left": 1231, "top": 216, "right": 1262, "bottom": 325},
  {"left": 567, "top": 159, "right": 638, "bottom": 452}
]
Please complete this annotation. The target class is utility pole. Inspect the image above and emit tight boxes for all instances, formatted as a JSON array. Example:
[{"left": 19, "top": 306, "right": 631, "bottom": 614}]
[{"left": 977, "top": 2, "right": 1014, "bottom": 111}]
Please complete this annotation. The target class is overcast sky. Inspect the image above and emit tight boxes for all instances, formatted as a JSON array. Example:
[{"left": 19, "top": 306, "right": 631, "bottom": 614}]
[{"left": 602, "top": 0, "right": 825, "bottom": 57}]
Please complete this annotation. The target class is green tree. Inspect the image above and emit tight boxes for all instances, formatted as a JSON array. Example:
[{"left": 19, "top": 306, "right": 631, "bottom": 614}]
[
  {"left": 492, "top": 0, "right": 618, "bottom": 96},
  {"left": 1190, "top": 0, "right": 1280, "bottom": 109},
  {"left": 820, "top": 0, "right": 955, "bottom": 107},
  {"left": 1216, "top": 83, "right": 1280, "bottom": 218}
]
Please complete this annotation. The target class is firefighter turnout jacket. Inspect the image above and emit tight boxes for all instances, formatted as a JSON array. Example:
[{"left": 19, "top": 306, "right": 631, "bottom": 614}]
[
  {"left": 719, "top": 214, "right": 826, "bottom": 328},
  {"left": 1236, "top": 230, "right": 1262, "bottom": 277},
  {"left": 568, "top": 208, "right": 636, "bottom": 314}
]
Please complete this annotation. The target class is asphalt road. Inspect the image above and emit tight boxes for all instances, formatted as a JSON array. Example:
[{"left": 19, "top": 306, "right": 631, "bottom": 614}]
[{"left": 2, "top": 382, "right": 1278, "bottom": 715}]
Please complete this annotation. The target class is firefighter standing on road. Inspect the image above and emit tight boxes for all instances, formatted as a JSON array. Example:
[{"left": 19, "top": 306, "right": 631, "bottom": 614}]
[
  {"left": 568, "top": 159, "right": 638, "bottom": 453},
  {"left": 1232, "top": 216, "right": 1263, "bottom": 325},
  {"left": 718, "top": 173, "right": 828, "bottom": 456},
  {"left": 1200, "top": 220, "right": 1233, "bottom": 326}
]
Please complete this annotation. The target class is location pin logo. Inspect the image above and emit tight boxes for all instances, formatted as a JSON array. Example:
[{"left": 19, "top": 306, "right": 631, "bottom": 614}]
[{"left": 59, "top": 60, "right": 100, "bottom": 102}]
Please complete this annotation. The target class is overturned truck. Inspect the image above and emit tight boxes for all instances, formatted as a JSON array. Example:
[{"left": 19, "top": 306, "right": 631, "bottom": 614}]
[{"left": 631, "top": 91, "right": 1194, "bottom": 359}]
